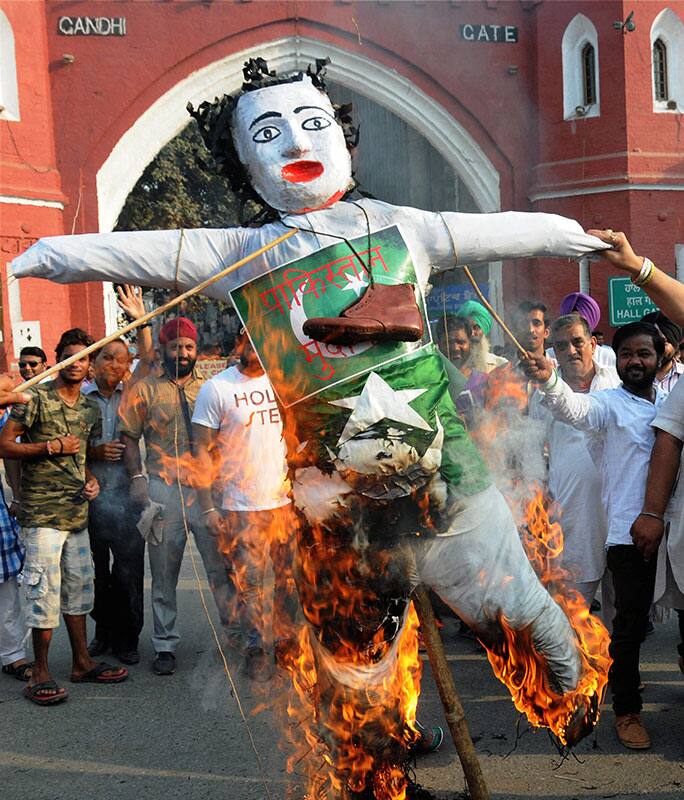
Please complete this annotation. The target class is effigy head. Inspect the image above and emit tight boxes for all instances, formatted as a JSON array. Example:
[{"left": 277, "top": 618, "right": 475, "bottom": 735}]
[{"left": 188, "top": 58, "right": 357, "bottom": 217}]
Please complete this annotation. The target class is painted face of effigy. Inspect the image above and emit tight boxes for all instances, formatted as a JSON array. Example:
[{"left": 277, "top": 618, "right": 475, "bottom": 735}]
[{"left": 231, "top": 76, "right": 353, "bottom": 214}]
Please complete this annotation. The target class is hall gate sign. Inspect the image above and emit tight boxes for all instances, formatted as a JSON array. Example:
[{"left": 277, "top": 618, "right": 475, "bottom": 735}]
[
  {"left": 58, "top": 17, "right": 127, "bottom": 36},
  {"left": 608, "top": 277, "right": 657, "bottom": 326}
]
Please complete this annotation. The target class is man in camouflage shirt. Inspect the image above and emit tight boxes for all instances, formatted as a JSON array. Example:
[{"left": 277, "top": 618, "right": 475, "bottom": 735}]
[{"left": 0, "top": 328, "right": 128, "bottom": 705}]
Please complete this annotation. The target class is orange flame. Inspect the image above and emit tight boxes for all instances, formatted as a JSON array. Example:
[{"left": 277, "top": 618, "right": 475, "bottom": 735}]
[
  {"left": 485, "top": 488, "right": 611, "bottom": 745},
  {"left": 279, "top": 603, "right": 421, "bottom": 799}
]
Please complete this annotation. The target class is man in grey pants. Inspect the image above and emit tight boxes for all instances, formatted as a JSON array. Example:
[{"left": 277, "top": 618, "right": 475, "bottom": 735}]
[{"left": 120, "top": 317, "right": 236, "bottom": 676}]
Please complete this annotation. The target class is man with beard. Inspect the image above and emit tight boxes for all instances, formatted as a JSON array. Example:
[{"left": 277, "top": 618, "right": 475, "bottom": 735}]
[
  {"left": 434, "top": 314, "right": 487, "bottom": 427},
  {"left": 523, "top": 321, "right": 666, "bottom": 750},
  {"left": 0, "top": 328, "right": 128, "bottom": 705},
  {"left": 530, "top": 313, "right": 619, "bottom": 624},
  {"left": 454, "top": 300, "right": 507, "bottom": 373},
  {"left": 642, "top": 310, "right": 683, "bottom": 394},
  {"left": 120, "top": 317, "right": 233, "bottom": 676}
]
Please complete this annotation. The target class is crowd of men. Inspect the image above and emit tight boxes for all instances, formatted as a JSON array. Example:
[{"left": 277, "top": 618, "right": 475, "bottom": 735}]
[{"left": 1, "top": 278, "right": 683, "bottom": 755}]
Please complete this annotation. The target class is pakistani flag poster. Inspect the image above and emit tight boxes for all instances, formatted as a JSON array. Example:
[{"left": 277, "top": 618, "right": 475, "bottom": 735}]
[{"left": 230, "top": 225, "right": 432, "bottom": 407}]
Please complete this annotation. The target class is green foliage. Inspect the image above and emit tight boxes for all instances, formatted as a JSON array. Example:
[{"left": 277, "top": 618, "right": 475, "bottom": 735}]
[
  {"left": 114, "top": 123, "right": 241, "bottom": 346},
  {"left": 115, "top": 121, "right": 240, "bottom": 233}
]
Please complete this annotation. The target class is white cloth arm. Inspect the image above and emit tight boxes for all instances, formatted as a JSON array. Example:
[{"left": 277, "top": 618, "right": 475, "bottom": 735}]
[
  {"left": 10, "top": 228, "right": 247, "bottom": 300},
  {"left": 439, "top": 211, "right": 610, "bottom": 265},
  {"left": 537, "top": 372, "right": 600, "bottom": 431}
]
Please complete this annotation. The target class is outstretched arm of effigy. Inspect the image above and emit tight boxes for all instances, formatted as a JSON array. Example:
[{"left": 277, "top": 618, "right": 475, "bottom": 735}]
[
  {"left": 10, "top": 227, "right": 248, "bottom": 300},
  {"left": 435, "top": 211, "right": 610, "bottom": 266}
]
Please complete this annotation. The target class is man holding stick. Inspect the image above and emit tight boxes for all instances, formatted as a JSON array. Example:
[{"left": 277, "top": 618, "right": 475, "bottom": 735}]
[
  {"left": 522, "top": 321, "right": 666, "bottom": 749},
  {"left": 0, "top": 328, "right": 128, "bottom": 705}
]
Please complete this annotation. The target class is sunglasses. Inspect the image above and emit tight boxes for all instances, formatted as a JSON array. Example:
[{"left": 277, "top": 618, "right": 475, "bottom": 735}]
[{"left": 18, "top": 360, "right": 43, "bottom": 368}]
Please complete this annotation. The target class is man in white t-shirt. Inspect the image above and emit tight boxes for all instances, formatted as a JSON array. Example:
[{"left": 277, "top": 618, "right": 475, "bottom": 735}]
[{"left": 192, "top": 332, "right": 297, "bottom": 680}]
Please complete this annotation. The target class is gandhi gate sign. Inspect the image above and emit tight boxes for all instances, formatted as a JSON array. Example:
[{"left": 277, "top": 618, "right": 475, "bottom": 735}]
[{"left": 58, "top": 17, "right": 127, "bottom": 36}]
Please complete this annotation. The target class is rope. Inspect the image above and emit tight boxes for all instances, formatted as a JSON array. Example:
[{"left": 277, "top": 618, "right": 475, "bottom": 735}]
[
  {"left": 170, "top": 325, "right": 274, "bottom": 800},
  {"left": 461, "top": 265, "right": 528, "bottom": 359},
  {"left": 173, "top": 229, "right": 185, "bottom": 295}
]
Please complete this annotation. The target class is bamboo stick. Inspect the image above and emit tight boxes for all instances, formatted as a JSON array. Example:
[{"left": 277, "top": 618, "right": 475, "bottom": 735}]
[
  {"left": 13, "top": 227, "right": 298, "bottom": 393},
  {"left": 461, "top": 265, "right": 528, "bottom": 360},
  {"left": 412, "top": 584, "right": 491, "bottom": 800}
]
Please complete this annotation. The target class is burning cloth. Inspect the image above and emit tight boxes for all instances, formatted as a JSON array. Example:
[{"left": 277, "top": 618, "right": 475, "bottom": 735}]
[{"left": 12, "top": 59, "right": 611, "bottom": 795}]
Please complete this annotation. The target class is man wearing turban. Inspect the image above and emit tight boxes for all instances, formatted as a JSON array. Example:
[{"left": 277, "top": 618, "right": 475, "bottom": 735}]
[
  {"left": 455, "top": 299, "right": 507, "bottom": 373},
  {"left": 118, "top": 317, "right": 236, "bottom": 676},
  {"left": 642, "top": 310, "right": 684, "bottom": 394},
  {"left": 555, "top": 292, "right": 616, "bottom": 368}
]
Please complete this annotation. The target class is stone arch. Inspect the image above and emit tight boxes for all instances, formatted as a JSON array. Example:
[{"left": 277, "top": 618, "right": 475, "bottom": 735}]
[{"left": 96, "top": 37, "right": 501, "bottom": 232}]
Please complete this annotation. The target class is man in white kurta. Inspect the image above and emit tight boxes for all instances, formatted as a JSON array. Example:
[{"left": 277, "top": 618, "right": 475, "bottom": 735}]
[{"left": 531, "top": 313, "right": 619, "bottom": 626}]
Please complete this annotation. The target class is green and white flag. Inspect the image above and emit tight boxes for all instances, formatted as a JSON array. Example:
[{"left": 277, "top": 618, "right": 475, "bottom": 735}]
[{"left": 230, "top": 225, "right": 431, "bottom": 408}]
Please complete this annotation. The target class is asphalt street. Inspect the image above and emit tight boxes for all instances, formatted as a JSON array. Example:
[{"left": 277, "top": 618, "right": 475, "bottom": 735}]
[{"left": 1, "top": 546, "right": 682, "bottom": 800}]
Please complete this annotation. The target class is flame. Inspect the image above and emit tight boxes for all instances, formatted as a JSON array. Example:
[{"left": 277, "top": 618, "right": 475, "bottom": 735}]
[
  {"left": 485, "top": 488, "right": 611, "bottom": 745},
  {"left": 279, "top": 602, "right": 421, "bottom": 799},
  {"left": 145, "top": 291, "right": 424, "bottom": 799}
]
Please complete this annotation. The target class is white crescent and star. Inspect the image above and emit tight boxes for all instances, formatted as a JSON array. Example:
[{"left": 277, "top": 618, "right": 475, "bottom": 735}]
[{"left": 330, "top": 372, "right": 431, "bottom": 445}]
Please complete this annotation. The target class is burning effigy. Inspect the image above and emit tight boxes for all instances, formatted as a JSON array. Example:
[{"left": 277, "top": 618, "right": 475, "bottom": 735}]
[{"left": 12, "top": 57, "right": 612, "bottom": 799}]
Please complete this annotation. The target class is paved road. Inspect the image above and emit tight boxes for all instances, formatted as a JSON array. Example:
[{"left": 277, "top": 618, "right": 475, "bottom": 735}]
[{"left": 2, "top": 549, "right": 682, "bottom": 800}]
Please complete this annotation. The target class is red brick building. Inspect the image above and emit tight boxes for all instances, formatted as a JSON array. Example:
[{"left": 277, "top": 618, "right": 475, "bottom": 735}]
[{"left": 1, "top": 0, "right": 682, "bottom": 371}]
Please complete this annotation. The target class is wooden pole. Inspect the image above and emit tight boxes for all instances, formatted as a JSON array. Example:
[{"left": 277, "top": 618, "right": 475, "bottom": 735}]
[
  {"left": 461, "top": 265, "right": 528, "bottom": 360},
  {"left": 412, "top": 584, "right": 491, "bottom": 800},
  {"left": 12, "top": 227, "right": 298, "bottom": 393}
]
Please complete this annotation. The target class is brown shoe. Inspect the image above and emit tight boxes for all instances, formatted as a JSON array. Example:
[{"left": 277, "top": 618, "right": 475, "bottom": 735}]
[
  {"left": 303, "top": 282, "right": 424, "bottom": 345},
  {"left": 615, "top": 713, "right": 651, "bottom": 749}
]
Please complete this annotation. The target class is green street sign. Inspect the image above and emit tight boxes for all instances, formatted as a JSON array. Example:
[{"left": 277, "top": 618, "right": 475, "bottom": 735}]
[{"left": 608, "top": 277, "right": 658, "bottom": 327}]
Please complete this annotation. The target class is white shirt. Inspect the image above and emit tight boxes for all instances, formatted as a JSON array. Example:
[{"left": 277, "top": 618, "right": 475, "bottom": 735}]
[
  {"left": 191, "top": 366, "right": 291, "bottom": 512},
  {"left": 538, "top": 374, "right": 665, "bottom": 547},
  {"left": 532, "top": 361, "right": 620, "bottom": 580},
  {"left": 650, "top": 378, "right": 684, "bottom": 602},
  {"left": 654, "top": 359, "right": 684, "bottom": 395}
]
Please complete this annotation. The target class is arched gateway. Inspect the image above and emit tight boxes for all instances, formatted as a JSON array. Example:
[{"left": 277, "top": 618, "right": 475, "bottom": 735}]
[
  {"left": 3, "top": 0, "right": 679, "bottom": 369},
  {"left": 98, "top": 38, "right": 502, "bottom": 332}
]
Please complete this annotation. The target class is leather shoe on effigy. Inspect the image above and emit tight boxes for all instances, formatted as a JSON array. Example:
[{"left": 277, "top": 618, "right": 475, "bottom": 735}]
[{"left": 303, "top": 282, "right": 424, "bottom": 345}]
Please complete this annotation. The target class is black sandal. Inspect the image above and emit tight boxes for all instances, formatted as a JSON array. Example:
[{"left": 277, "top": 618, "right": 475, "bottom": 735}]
[{"left": 2, "top": 661, "right": 33, "bottom": 681}]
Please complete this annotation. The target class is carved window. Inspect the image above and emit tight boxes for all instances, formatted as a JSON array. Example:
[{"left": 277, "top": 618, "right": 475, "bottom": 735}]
[
  {"left": 653, "top": 38, "right": 668, "bottom": 101},
  {"left": 562, "top": 15, "right": 600, "bottom": 119},
  {"left": 582, "top": 43, "right": 597, "bottom": 106}
]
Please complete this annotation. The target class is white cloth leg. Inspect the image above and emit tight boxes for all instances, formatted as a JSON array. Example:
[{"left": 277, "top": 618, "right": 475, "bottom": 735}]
[{"left": 409, "top": 486, "right": 582, "bottom": 693}]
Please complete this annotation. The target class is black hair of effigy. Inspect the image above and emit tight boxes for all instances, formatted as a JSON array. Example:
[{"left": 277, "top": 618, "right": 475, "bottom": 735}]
[{"left": 187, "top": 57, "right": 359, "bottom": 222}]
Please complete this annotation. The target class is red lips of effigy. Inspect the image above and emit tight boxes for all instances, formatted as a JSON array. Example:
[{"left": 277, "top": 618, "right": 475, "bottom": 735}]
[{"left": 281, "top": 160, "right": 325, "bottom": 183}]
